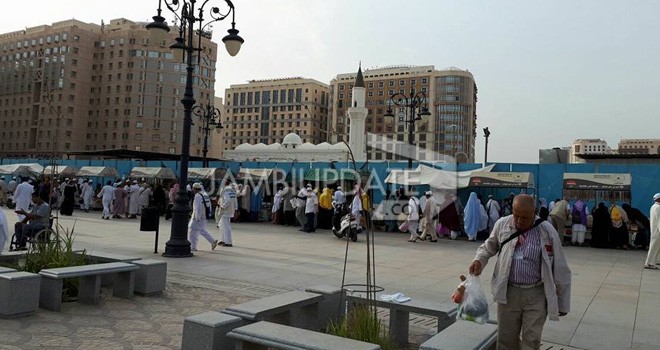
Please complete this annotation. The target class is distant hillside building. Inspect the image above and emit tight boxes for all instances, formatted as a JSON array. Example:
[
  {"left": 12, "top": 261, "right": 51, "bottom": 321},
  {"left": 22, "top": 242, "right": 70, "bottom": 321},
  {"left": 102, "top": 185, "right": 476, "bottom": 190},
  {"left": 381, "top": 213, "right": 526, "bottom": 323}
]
[{"left": 569, "top": 139, "right": 613, "bottom": 163}]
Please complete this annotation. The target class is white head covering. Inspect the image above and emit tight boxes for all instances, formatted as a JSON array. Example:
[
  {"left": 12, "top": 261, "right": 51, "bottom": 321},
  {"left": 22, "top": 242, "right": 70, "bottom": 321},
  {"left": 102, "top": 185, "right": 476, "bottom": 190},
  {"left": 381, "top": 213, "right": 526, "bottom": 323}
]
[
  {"left": 653, "top": 193, "right": 660, "bottom": 200},
  {"left": 192, "top": 182, "right": 203, "bottom": 190}
]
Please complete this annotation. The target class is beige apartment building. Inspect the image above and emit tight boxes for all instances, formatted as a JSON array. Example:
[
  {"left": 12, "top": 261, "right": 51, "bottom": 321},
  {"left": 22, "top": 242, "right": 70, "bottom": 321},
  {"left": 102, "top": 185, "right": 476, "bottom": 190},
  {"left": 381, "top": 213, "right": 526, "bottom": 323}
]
[
  {"left": 0, "top": 18, "right": 217, "bottom": 158},
  {"left": 618, "top": 139, "right": 660, "bottom": 155},
  {"left": 329, "top": 65, "right": 477, "bottom": 162},
  {"left": 222, "top": 78, "right": 329, "bottom": 151}
]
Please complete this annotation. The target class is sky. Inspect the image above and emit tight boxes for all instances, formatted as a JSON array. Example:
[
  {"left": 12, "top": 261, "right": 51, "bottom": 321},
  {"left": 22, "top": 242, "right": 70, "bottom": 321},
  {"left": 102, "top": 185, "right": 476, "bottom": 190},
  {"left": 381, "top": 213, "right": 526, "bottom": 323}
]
[{"left": 3, "top": 0, "right": 659, "bottom": 164}]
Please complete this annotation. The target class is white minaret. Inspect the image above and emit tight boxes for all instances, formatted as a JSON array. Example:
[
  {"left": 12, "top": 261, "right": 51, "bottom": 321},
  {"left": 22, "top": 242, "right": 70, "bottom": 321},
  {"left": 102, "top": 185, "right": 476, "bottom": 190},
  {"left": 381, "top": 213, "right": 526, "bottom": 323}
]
[{"left": 348, "top": 64, "right": 368, "bottom": 161}]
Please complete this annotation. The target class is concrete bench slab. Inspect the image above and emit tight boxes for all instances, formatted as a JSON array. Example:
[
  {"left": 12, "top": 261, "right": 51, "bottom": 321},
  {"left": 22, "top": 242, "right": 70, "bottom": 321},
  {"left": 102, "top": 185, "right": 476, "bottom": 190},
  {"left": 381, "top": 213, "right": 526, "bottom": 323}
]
[
  {"left": 132, "top": 259, "right": 167, "bottom": 296},
  {"left": 0, "top": 271, "right": 41, "bottom": 318},
  {"left": 223, "top": 290, "right": 323, "bottom": 330},
  {"left": 39, "top": 262, "right": 138, "bottom": 311},
  {"left": 305, "top": 285, "right": 344, "bottom": 331},
  {"left": 0, "top": 267, "right": 17, "bottom": 274},
  {"left": 181, "top": 311, "right": 247, "bottom": 350},
  {"left": 87, "top": 251, "right": 142, "bottom": 287},
  {"left": 420, "top": 320, "right": 497, "bottom": 350},
  {"left": 228, "top": 320, "right": 381, "bottom": 350},
  {"left": 347, "top": 295, "right": 457, "bottom": 347}
]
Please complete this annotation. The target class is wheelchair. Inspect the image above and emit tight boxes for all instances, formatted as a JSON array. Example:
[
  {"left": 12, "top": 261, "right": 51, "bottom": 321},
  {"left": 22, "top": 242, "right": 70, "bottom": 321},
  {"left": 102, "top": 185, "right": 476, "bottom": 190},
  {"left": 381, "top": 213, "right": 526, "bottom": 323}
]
[{"left": 9, "top": 219, "right": 55, "bottom": 251}]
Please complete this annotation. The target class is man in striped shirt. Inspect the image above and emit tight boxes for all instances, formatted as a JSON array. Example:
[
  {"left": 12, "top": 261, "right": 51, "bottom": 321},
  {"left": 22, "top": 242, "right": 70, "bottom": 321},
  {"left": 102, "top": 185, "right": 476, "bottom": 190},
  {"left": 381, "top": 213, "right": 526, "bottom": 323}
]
[{"left": 469, "top": 194, "right": 571, "bottom": 350}]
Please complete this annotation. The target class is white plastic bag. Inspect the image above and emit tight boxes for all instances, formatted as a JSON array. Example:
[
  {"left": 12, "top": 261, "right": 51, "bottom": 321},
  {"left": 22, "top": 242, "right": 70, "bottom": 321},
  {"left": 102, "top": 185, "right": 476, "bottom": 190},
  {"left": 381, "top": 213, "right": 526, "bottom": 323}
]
[{"left": 456, "top": 275, "right": 489, "bottom": 324}]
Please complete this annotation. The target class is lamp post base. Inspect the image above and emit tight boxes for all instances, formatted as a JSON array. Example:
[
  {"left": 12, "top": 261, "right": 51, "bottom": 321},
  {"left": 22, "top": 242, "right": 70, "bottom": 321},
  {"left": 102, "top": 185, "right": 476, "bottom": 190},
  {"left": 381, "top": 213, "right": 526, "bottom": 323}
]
[
  {"left": 162, "top": 241, "right": 194, "bottom": 257},
  {"left": 162, "top": 190, "right": 194, "bottom": 258}
]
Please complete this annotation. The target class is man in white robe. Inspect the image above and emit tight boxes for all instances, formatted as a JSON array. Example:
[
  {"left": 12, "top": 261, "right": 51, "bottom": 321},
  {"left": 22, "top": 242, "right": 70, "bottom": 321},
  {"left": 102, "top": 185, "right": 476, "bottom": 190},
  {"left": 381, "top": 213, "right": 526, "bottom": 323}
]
[
  {"left": 97, "top": 181, "right": 115, "bottom": 220},
  {"left": 217, "top": 179, "right": 238, "bottom": 247},
  {"left": 13, "top": 177, "right": 34, "bottom": 221},
  {"left": 81, "top": 180, "right": 95, "bottom": 212},
  {"left": 127, "top": 180, "right": 141, "bottom": 218},
  {"left": 138, "top": 183, "right": 153, "bottom": 213},
  {"left": 188, "top": 183, "right": 217, "bottom": 251},
  {"left": 7, "top": 177, "right": 17, "bottom": 195},
  {"left": 486, "top": 195, "right": 501, "bottom": 234}
]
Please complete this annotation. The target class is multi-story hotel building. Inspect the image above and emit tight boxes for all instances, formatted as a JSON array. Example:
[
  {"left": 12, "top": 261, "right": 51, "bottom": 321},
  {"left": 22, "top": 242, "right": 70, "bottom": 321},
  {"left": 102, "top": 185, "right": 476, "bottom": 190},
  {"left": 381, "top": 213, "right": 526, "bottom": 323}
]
[
  {"left": 221, "top": 77, "right": 329, "bottom": 151},
  {"left": 618, "top": 139, "right": 660, "bottom": 155},
  {"left": 0, "top": 18, "right": 217, "bottom": 157},
  {"left": 329, "top": 65, "right": 477, "bottom": 162}
]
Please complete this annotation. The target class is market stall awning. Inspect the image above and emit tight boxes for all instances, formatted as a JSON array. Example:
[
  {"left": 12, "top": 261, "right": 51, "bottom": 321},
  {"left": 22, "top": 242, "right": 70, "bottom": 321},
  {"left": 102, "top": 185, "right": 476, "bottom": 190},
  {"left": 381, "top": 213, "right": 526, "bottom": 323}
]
[
  {"left": 188, "top": 167, "right": 229, "bottom": 180},
  {"left": 129, "top": 167, "right": 176, "bottom": 179},
  {"left": 303, "top": 168, "right": 359, "bottom": 182},
  {"left": 43, "top": 165, "right": 78, "bottom": 176},
  {"left": 563, "top": 173, "right": 631, "bottom": 191},
  {"left": 77, "top": 166, "right": 118, "bottom": 178},
  {"left": 469, "top": 172, "right": 535, "bottom": 189},
  {"left": 385, "top": 164, "right": 494, "bottom": 189},
  {"left": 0, "top": 163, "right": 44, "bottom": 177}
]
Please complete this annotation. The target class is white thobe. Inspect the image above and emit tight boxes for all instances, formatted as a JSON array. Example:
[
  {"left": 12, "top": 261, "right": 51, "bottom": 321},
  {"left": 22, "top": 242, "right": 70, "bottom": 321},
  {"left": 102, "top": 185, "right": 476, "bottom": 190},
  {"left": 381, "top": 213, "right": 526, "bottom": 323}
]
[
  {"left": 13, "top": 181, "right": 33, "bottom": 221},
  {"left": 486, "top": 199, "right": 501, "bottom": 232},
  {"left": 217, "top": 185, "right": 238, "bottom": 245},
  {"left": 81, "top": 183, "right": 94, "bottom": 210},
  {"left": 138, "top": 187, "right": 152, "bottom": 212},
  {"left": 97, "top": 185, "right": 115, "bottom": 218},
  {"left": 645, "top": 203, "right": 660, "bottom": 266},
  {"left": 188, "top": 192, "right": 215, "bottom": 249},
  {"left": 128, "top": 184, "right": 141, "bottom": 215}
]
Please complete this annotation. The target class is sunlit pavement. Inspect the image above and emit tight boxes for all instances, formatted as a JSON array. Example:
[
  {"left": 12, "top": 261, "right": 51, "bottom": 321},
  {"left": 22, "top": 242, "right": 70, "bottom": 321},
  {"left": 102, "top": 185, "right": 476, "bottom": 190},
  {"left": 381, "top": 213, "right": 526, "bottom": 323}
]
[{"left": 1, "top": 207, "right": 659, "bottom": 350}]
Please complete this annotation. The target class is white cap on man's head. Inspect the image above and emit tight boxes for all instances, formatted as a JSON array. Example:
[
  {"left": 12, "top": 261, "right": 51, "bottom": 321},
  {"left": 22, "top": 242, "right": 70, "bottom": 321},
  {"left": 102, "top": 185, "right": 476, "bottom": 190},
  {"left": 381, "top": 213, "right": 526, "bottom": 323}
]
[
  {"left": 336, "top": 186, "right": 342, "bottom": 190},
  {"left": 132, "top": 180, "right": 138, "bottom": 184},
  {"left": 193, "top": 182, "right": 203, "bottom": 190},
  {"left": 653, "top": 193, "right": 660, "bottom": 201},
  {"left": 425, "top": 191, "right": 432, "bottom": 196}
]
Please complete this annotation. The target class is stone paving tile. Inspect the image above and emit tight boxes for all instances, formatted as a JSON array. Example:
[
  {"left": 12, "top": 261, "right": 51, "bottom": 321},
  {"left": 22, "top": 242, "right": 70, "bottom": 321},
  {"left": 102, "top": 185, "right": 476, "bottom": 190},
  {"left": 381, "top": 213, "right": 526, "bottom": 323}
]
[{"left": 0, "top": 281, "right": 254, "bottom": 350}]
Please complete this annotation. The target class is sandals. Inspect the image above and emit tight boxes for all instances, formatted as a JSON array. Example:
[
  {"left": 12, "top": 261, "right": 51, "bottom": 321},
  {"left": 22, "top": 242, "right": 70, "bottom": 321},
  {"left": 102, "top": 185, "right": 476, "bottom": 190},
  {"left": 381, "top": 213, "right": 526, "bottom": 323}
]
[{"left": 644, "top": 265, "right": 658, "bottom": 270}]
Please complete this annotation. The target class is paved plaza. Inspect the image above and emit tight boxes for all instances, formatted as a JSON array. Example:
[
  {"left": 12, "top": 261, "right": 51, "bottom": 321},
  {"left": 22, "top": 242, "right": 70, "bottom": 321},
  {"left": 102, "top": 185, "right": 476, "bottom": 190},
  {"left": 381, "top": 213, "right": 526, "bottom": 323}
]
[{"left": 1, "top": 207, "right": 659, "bottom": 350}]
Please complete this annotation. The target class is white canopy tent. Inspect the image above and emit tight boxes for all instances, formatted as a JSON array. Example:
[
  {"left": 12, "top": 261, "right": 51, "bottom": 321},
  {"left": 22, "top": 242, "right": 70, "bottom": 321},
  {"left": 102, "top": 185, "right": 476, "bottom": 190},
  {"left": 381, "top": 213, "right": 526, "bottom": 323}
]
[
  {"left": 129, "top": 167, "right": 176, "bottom": 180},
  {"left": 77, "top": 166, "right": 118, "bottom": 178},
  {"left": 0, "top": 163, "right": 44, "bottom": 177},
  {"left": 43, "top": 165, "right": 78, "bottom": 176},
  {"left": 188, "top": 167, "right": 228, "bottom": 180},
  {"left": 384, "top": 164, "right": 495, "bottom": 189}
]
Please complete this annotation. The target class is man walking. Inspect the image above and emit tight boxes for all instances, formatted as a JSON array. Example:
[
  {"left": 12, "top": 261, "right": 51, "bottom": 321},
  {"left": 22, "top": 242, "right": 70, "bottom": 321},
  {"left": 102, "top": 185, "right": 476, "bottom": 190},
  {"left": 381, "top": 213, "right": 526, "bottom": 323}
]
[
  {"left": 188, "top": 183, "right": 217, "bottom": 252},
  {"left": 81, "top": 180, "right": 94, "bottom": 212},
  {"left": 217, "top": 179, "right": 238, "bottom": 247},
  {"left": 643, "top": 193, "right": 660, "bottom": 269},
  {"left": 549, "top": 196, "right": 570, "bottom": 245},
  {"left": 418, "top": 191, "right": 439, "bottom": 242},
  {"left": 97, "top": 181, "right": 115, "bottom": 220},
  {"left": 469, "top": 194, "right": 571, "bottom": 350}
]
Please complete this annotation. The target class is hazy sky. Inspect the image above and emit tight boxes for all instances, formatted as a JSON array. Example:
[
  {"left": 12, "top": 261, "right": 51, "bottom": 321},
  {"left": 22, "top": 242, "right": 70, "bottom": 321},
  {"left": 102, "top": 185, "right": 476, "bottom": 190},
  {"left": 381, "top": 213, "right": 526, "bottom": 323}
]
[{"left": 3, "top": 0, "right": 659, "bottom": 163}]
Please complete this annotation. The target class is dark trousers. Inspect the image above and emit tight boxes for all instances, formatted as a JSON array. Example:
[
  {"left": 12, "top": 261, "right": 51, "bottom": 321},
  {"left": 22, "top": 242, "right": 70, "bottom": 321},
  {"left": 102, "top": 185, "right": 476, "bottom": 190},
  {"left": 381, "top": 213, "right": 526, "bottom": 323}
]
[
  {"left": 284, "top": 210, "right": 296, "bottom": 226},
  {"left": 304, "top": 212, "right": 316, "bottom": 232},
  {"left": 16, "top": 222, "right": 46, "bottom": 247}
]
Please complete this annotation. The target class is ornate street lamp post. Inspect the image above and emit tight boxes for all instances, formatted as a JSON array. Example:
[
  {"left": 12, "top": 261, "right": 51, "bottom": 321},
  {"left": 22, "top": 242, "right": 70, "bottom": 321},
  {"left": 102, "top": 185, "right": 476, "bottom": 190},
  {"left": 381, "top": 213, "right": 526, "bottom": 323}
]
[
  {"left": 193, "top": 104, "right": 223, "bottom": 168},
  {"left": 383, "top": 91, "right": 431, "bottom": 169},
  {"left": 147, "top": 0, "right": 244, "bottom": 257}
]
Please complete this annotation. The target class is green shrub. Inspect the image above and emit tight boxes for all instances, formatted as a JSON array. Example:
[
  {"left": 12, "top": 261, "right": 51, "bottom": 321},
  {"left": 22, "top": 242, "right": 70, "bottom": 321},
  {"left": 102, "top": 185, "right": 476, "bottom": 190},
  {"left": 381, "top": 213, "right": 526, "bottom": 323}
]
[
  {"left": 19, "top": 222, "right": 88, "bottom": 301},
  {"left": 326, "top": 304, "right": 396, "bottom": 350}
]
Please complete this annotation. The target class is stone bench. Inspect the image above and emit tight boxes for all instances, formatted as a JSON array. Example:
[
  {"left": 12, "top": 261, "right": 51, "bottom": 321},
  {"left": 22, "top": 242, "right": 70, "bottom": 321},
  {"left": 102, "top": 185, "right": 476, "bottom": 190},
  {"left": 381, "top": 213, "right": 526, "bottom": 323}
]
[
  {"left": 222, "top": 290, "right": 324, "bottom": 330},
  {"left": 39, "top": 262, "right": 138, "bottom": 311},
  {"left": 420, "top": 320, "right": 497, "bottom": 350},
  {"left": 132, "top": 259, "right": 167, "bottom": 296},
  {"left": 0, "top": 271, "right": 41, "bottom": 318},
  {"left": 181, "top": 311, "right": 248, "bottom": 350},
  {"left": 0, "top": 266, "right": 17, "bottom": 274},
  {"left": 346, "top": 294, "right": 457, "bottom": 347},
  {"left": 228, "top": 321, "right": 381, "bottom": 350},
  {"left": 86, "top": 251, "right": 142, "bottom": 287}
]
